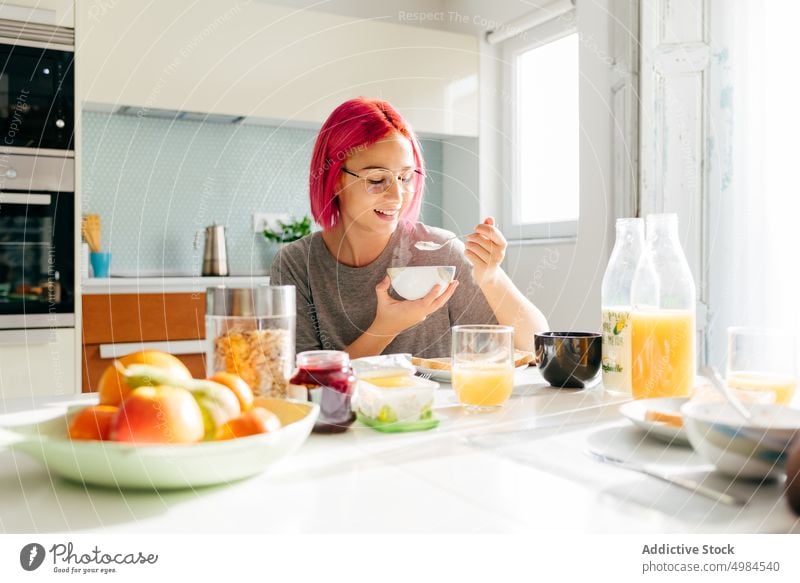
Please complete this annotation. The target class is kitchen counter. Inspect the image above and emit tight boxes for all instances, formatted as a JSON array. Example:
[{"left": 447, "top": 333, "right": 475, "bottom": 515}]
[
  {"left": 81, "top": 275, "right": 270, "bottom": 294},
  {"left": 0, "top": 368, "right": 797, "bottom": 534}
]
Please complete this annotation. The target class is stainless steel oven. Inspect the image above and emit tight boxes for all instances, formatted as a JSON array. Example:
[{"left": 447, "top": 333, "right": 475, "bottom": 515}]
[{"left": 0, "top": 152, "right": 74, "bottom": 329}]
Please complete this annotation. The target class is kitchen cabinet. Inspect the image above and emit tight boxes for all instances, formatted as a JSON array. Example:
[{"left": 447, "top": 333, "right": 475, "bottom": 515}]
[
  {"left": 0, "top": 329, "right": 76, "bottom": 400},
  {"left": 0, "top": 0, "right": 73, "bottom": 28},
  {"left": 75, "top": 0, "right": 478, "bottom": 136},
  {"left": 80, "top": 276, "right": 270, "bottom": 392},
  {"left": 81, "top": 291, "right": 206, "bottom": 392}
]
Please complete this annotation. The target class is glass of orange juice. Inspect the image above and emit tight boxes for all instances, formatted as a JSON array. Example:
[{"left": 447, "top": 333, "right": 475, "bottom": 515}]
[
  {"left": 451, "top": 325, "right": 514, "bottom": 411},
  {"left": 726, "top": 327, "right": 797, "bottom": 405}
]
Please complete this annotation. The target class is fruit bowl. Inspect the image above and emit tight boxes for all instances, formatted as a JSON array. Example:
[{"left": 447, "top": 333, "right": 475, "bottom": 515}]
[{"left": 0, "top": 398, "right": 318, "bottom": 490}]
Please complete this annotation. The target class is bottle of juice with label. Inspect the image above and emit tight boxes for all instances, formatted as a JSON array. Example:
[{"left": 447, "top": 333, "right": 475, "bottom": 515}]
[
  {"left": 601, "top": 218, "right": 644, "bottom": 394},
  {"left": 630, "top": 214, "right": 696, "bottom": 399}
]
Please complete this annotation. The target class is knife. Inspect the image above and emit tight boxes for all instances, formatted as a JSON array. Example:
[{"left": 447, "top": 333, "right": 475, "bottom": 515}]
[{"left": 586, "top": 448, "right": 748, "bottom": 507}]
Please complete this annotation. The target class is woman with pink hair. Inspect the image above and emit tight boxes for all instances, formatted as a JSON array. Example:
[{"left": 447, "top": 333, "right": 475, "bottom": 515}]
[{"left": 271, "top": 97, "right": 548, "bottom": 358}]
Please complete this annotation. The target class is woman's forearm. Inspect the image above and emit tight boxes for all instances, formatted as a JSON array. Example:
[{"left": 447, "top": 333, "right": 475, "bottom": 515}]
[
  {"left": 343, "top": 323, "right": 397, "bottom": 359},
  {"left": 478, "top": 269, "right": 549, "bottom": 351}
]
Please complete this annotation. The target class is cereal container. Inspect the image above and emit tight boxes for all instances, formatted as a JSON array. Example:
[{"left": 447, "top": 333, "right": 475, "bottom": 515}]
[{"left": 206, "top": 285, "right": 295, "bottom": 398}]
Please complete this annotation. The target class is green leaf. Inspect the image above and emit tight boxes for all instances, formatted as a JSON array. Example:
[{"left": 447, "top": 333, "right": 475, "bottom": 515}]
[{"left": 262, "top": 215, "right": 312, "bottom": 243}]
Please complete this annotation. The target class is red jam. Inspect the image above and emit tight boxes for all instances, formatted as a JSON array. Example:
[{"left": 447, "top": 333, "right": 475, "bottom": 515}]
[{"left": 289, "top": 351, "right": 356, "bottom": 433}]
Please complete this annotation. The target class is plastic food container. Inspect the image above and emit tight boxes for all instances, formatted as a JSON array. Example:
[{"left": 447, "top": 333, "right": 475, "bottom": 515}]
[
  {"left": 352, "top": 355, "right": 440, "bottom": 432},
  {"left": 206, "top": 285, "right": 295, "bottom": 398}
]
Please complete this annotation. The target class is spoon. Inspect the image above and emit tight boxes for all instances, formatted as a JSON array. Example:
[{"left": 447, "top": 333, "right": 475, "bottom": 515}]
[
  {"left": 700, "top": 365, "right": 753, "bottom": 421},
  {"left": 414, "top": 234, "right": 465, "bottom": 251}
]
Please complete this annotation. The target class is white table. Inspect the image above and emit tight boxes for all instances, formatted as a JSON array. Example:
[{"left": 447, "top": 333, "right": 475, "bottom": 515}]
[{"left": 0, "top": 369, "right": 798, "bottom": 534}]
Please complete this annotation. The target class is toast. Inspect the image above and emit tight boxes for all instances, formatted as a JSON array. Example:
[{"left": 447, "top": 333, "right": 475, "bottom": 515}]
[
  {"left": 412, "top": 350, "right": 534, "bottom": 371},
  {"left": 644, "top": 409, "right": 683, "bottom": 428}
]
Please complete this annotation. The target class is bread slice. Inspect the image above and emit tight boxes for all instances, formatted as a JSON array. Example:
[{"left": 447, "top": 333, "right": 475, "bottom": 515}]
[
  {"left": 412, "top": 350, "right": 534, "bottom": 371},
  {"left": 644, "top": 409, "right": 683, "bottom": 428},
  {"left": 410, "top": 356, "right": 451, "bottom": 371}
]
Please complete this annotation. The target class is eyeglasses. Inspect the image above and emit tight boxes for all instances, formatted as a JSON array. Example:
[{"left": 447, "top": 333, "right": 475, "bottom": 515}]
[{"left": 341, "top": 167, "right": 424, "bottom": 196}]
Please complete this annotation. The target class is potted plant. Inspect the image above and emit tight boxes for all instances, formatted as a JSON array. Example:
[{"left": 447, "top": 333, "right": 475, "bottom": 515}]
[
  {"left": 262, "top": 215, "right": 312, "bottom": 244},
  {"left": 262, "top": 215, "right": 312, "bottom": 269}
]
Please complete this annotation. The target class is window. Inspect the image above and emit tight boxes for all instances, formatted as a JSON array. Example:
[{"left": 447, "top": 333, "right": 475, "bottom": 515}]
[{"left": 503, "top": 15, "right": 579, "bottom": 239}]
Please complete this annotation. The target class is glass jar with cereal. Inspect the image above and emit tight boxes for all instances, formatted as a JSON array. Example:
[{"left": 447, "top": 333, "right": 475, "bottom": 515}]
[{"left": 205, "top": 285, "right": 295, "bottom": 398}]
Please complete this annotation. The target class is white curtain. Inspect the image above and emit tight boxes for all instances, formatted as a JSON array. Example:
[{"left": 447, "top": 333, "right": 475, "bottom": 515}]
[{"left": 707, "top": 1, "right": 800, "bottom": 371}]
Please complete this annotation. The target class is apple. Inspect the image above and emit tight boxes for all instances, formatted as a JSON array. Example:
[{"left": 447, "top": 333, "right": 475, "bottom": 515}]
[
  {"left": 786, "top": 438, "right": 800, "bottom": 516},
  {"left": 187, "top": 379, "right": 242, "bottom": 440},
  {"left": 111, "top": 385, "right": 204, "bottom": 444}
]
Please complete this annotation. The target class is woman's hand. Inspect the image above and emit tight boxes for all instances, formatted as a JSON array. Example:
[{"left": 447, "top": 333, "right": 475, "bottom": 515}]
[
  {"left": 465, "top": 216, "right": 507, "bottom": 284},
  {"left": 370, "top": 275, "right": 459, "bottom": 337}
]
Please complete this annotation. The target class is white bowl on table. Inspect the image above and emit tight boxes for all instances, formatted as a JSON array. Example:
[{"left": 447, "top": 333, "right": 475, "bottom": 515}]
[
  {"left": 681, "top": 401, "right": 800, "bottom": 480},
  {"left": 386, "top": 266, "right": 456, "bottom": 301}
]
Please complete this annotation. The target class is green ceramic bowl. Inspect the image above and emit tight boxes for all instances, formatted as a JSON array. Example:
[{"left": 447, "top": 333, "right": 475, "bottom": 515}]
[{"left": 0, "top": 398, "right": 318, "bottom": 490}]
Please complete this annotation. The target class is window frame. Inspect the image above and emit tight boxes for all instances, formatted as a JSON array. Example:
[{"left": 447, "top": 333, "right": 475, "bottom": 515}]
[{"left": 501, "top": 11, "right": 579, "bottom": 240}]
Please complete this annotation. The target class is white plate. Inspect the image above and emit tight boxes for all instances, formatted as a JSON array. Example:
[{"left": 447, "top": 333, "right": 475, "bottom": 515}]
[
  {"left": 415, "top": 358, "right": 531, "bottom": 383},
  {"left": 619, "top": 397, "right": 691, "bottom": 446},
  {"left": 0, "top": 398, "right": 318, "bottom": 490}
]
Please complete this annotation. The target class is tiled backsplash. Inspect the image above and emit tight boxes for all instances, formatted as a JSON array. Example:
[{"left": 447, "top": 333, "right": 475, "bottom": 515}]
[{"left": 82, "top": 111, "right": 444, "bottom": 275}]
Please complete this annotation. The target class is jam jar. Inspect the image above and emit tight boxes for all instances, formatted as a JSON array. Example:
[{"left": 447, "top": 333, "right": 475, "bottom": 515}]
[{"left": 289, "top": 350, "right": 356, "bottom": 433}]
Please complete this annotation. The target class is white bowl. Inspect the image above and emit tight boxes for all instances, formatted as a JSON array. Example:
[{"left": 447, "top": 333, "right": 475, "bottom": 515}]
[
  {"left": 681, "top": 401, "right": 800, "bottom": 480},
  {"left": 386, "top": 266, "right": 456, "bottom": 301}
]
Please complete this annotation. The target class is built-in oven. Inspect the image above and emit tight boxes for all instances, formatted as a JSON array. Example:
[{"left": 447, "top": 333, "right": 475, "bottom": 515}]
[
  {"left": 0, "top": 29, "right": 74, "bottom": 152},
  {"left": 0, "top": 152, "right": 73, "bottom": 329}
]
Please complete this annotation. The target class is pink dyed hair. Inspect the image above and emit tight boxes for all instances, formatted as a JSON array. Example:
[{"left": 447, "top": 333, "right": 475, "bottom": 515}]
[{"left": 309, "top": 98, "right": 426, "bottom": 230}]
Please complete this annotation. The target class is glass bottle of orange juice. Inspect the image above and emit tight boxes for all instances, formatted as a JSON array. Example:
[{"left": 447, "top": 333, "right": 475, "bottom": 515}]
[
  {"left": 630, "top": 214, "right": 696, "bottom": 399},
  {"left": 601, "top": 218, "right": 644, "bottom": 394}
]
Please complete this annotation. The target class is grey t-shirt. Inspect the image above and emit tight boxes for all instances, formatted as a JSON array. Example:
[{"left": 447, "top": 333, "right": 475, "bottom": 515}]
[{"left": 270, "top": 222, "right": 497, "bottom": 358}]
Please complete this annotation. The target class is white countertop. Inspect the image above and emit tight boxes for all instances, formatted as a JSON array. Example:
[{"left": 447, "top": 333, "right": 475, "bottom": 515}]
[
  {"left": 81, "top": 275, "right": 271, "bottom": 294},
  {"left": 0, "top": 368, "right": 798, "bottom": 534}
]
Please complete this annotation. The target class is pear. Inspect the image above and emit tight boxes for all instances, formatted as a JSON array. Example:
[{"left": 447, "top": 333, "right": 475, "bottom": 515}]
[
  {"left": 186, "top": 379, "right": 242, "bottom": 440},
  {"left": 120, "top": 362, "right": 191, "bottom": 389}
]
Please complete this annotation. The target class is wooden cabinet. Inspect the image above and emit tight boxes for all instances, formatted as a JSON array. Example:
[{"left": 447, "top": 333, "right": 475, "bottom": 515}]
[{"left": 81, "top": 293, "right": 207, "bottom": 392}]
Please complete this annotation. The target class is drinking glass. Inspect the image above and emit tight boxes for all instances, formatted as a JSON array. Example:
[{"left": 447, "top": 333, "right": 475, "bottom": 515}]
[
  {"left": 451, "top": 325, "right": 514, "bottom": 411},
  {"left": 726, "top": 327, "right": 797, "bottom": 405}
]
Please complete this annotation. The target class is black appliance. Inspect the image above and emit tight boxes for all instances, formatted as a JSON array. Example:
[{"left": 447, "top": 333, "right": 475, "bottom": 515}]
[{"left": 0, "top": 36, "right": 74, "bottom": 152}]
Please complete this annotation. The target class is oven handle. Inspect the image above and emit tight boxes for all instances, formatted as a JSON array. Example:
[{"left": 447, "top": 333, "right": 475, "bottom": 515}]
[
  {"left": 0, "top": 329, "right": 53, "bottom": 345},
  {"left": 0, "top": 193, "right": 52, "bottom": 205}
]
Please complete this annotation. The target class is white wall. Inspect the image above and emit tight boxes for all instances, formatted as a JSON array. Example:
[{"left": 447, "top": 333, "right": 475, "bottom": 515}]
[{"left": 456, "top": 0, "right": 624, "bottom": 332}]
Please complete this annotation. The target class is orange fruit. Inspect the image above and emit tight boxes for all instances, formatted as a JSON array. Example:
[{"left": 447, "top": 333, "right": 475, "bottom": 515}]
[
  {"left": 215, "top": 408, "right": 281, "bottom": 440},
  {"left": 208, "top": 372, "right": 254, "bottom": 411},
  {"left": 68, "top": 405, "right": 119, "bottom": 441},
  {"left": 97, "top": 350, "right": 192, "bottom": 406}
]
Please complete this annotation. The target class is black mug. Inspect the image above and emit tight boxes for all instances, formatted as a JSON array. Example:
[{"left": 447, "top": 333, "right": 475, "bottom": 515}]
[{"left": 534, "top": 332, "right": 602, "bottom": 389}]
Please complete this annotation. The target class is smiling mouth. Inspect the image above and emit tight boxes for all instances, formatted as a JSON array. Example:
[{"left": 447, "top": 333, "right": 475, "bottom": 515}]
[{"left": 374, "top": 208, "right": 399, "bottom": 219}]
